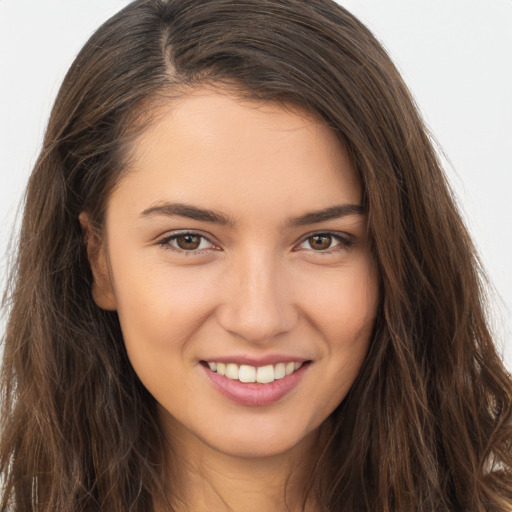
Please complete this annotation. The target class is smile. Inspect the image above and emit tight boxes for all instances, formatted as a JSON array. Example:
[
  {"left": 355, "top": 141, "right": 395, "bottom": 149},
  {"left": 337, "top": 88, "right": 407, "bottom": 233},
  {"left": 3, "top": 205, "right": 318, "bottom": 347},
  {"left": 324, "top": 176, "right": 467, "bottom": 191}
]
[
  {"left": 205, "top": 361, "right": 304, "bottom": 384},
  {"left": 201, "top": 360, "right": 311, "bottom": 406}
]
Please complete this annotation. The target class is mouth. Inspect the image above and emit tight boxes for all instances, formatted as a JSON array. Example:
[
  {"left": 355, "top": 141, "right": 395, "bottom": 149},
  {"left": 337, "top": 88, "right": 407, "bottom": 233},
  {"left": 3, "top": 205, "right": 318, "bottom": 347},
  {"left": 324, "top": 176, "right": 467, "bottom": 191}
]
[
  {"left": 201, "top": 360, "right": 305, "bottom": 384},
  {"left": 200, "top": 359, "right": 311, "bottom": 406}
]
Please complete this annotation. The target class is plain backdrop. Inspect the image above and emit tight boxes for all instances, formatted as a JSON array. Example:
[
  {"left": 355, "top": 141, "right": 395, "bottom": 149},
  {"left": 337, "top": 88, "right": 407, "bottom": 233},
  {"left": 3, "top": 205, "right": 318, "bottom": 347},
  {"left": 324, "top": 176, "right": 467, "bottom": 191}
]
[{"left": 1, "top": 1, "right": 511, "bottom": 368}]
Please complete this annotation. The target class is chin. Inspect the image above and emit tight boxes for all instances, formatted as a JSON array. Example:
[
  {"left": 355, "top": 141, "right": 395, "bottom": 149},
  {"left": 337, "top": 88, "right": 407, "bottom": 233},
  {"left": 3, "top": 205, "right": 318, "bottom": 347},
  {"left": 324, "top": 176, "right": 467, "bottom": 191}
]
[{"left": 197, "top": 419, "right": 322, "bottom": 460}]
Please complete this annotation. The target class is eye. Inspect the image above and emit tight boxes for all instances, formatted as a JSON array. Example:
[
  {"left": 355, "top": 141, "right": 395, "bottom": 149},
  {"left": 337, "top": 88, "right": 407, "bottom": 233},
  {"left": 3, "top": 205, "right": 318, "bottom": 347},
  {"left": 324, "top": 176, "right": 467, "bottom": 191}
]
[
  {"left": 157, "top": 231, "right": 216, "bottom": 253},
  {"left": 296, "top": 232, "right": 352, "bottom": 252}
]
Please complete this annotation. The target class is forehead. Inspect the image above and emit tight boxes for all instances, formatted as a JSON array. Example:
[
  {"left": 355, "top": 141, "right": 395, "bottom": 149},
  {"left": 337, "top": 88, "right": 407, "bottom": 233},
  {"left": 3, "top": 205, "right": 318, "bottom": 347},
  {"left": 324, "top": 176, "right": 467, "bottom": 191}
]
[{"left": 112, "top": 89, "right": 361, "bottom": 223}]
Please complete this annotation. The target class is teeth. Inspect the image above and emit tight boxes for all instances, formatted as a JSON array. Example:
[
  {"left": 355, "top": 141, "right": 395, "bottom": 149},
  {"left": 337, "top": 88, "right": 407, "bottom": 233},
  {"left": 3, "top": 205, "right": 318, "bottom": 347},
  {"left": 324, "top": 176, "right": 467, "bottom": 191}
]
[
  {"left": 206, "top": 360, "right": 304, "bottom": 383},
  {"left": 239, "top": 364, "right": 256, "bottom": 383},
  {"left": 225, "top": 363, "right": 239, "bottom": 380},
  {"left": 256, "top": 365, "right": 274, "bottom": 384},
  {"left": 274, "top": 363, "right": 286, "bottom": 380}
]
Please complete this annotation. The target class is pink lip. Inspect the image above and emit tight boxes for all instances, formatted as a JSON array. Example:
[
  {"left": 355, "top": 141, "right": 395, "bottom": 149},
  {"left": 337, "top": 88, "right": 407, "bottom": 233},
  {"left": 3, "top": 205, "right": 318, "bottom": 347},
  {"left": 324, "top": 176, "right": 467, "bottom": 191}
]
[
  {"left": 201, "top": 354, "right": 309, "bottom": 366},
  {"left": 202, "top": 362, "right": 310, "bottom": 407}
]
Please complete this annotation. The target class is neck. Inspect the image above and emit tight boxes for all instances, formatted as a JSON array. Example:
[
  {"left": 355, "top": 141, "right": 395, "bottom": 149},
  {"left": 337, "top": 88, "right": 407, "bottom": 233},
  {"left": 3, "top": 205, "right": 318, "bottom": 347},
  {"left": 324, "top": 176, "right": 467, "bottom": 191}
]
[{"left": 155, "top": 418, "right": 326, "bottom": 512}]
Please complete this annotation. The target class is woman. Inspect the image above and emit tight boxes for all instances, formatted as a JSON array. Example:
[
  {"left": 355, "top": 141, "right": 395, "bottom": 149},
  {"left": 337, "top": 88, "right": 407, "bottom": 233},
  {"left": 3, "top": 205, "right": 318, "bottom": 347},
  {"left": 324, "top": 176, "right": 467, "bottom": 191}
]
[{"left": 1, "top": 0, "right": 511, "bottom": 510}]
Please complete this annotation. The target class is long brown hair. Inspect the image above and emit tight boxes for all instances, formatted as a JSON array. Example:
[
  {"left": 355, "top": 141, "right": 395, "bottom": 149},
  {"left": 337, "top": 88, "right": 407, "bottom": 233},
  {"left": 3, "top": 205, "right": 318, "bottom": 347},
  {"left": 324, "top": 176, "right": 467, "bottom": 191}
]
[{"left": 2, "top": 1, "right": 511, "bottom": 510}]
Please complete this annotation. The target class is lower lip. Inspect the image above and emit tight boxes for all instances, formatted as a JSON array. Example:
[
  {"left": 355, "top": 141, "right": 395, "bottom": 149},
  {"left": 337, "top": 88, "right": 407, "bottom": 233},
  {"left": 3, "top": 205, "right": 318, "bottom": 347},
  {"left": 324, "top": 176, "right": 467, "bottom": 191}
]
[{"left": 202, "top": 363, "right": 310, "bottom": 407}]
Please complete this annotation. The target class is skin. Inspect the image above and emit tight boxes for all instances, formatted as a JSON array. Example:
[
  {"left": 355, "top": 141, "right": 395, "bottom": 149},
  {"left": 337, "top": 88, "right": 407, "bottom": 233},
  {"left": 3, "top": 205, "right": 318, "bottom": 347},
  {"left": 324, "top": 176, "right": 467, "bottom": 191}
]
[{"left": 83, "top": 89, "right": 379, "bottom": 511}]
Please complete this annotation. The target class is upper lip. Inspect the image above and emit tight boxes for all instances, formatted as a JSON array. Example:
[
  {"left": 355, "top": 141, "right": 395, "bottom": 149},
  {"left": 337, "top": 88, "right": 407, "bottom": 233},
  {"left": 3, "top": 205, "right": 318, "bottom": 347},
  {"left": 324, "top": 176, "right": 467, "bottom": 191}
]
[{"left": 200, "top": 354, "right": 311, "bottom": 366}]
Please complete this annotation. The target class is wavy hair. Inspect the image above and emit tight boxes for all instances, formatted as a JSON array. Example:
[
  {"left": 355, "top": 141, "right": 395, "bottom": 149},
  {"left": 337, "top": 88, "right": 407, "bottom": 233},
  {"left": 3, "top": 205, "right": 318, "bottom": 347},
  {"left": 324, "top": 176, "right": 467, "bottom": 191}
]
[{"left": 1, "top": 0, "right": 511, "bottom": 510}]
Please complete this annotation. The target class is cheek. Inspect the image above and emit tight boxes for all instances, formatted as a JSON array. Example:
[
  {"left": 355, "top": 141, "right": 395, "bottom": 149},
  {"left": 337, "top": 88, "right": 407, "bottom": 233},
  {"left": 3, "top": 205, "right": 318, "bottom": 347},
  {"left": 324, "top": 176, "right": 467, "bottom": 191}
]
[
  {"left": 303, "top": 261, "right": 378, "bottom": 341},
  {"left": 333, "top": 273, "right": 378, "bottom": 346},
  {"left": 109, "top": 260, "right": 224, "bottom": 407},
  {"left": 303, "top": 261, "right": 378, "bottom": 387},
  {"left": 109, "top": 254, "right": 221, "bottom": 354}
]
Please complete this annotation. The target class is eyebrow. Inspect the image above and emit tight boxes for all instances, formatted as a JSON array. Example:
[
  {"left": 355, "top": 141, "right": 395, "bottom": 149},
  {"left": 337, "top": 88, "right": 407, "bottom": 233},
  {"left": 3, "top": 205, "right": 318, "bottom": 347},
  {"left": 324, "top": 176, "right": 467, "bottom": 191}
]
[
  {"left": 141, "top": 203, "right": 235, "bottom": 226},
  {"left": 287, "top": 203, "right": 364, "bottom": 227},
  {"left": 140, "top": 202, "right": 364, "bottom": 227}
]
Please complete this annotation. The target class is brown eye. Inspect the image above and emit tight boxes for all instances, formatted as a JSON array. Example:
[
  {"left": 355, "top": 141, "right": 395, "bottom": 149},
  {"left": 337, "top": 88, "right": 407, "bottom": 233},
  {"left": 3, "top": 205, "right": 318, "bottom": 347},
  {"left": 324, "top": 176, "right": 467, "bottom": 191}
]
[
  {"left": 308, "top": 234, "right": 333, "bottom": 250},
  {"left": 158, "top": 232, "right": 216, "bottom": 253},
  {"left": 176, "top": 234, "right": 202, "bottom": 250}
]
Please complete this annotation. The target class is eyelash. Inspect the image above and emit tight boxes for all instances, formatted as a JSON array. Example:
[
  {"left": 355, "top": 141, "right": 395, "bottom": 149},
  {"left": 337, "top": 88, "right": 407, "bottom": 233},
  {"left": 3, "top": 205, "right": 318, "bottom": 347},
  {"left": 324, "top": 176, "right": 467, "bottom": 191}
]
[
  {"left": 156, "top": 231, "right": 219, "bottom": 255},
  {"left": 156, "top": 230, "right": 354, "bottom": 255},
  {"left": 295, "top": 232, "right": 354, "bottom": 254}
]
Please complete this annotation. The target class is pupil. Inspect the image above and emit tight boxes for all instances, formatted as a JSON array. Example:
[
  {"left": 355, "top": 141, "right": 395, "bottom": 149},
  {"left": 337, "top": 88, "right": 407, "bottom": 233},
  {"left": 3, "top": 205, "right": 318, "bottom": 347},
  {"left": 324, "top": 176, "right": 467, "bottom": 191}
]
[
  {"left": 310, "top": 234, "right": 331, "bottom": 250},
  {"left": 177, "top": 234, "right": 200, "bottom": 250}
]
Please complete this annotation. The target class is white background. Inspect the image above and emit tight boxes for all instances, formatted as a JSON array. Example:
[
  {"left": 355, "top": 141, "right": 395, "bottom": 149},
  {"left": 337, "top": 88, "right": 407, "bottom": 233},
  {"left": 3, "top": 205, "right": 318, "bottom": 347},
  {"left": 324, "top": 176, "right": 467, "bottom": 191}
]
[{"left": 1, "top": 1, "right": 511, "bottom": 368}]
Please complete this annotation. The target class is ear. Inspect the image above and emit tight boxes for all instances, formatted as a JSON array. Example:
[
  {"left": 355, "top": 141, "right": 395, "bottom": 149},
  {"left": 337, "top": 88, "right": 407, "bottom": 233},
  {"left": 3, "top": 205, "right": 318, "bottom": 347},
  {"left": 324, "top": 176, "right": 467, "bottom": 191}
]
[{"left": 79, "top": 212, "right": 117, "bottom": 311}]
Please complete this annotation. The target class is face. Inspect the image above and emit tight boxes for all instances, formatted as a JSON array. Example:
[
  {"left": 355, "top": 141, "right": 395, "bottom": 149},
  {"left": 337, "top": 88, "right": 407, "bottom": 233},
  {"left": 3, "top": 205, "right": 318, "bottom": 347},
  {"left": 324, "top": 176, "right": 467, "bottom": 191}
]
[{"left": 87, "top": 89, "right": 379, "bottom": 460}]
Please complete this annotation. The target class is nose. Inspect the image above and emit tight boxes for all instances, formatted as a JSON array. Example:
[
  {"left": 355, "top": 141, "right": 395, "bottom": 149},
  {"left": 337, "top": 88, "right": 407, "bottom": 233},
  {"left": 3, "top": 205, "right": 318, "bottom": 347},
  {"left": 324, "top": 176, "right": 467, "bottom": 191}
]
[{"left": 216, "top": 251, "right": 298, "bottom": 344}]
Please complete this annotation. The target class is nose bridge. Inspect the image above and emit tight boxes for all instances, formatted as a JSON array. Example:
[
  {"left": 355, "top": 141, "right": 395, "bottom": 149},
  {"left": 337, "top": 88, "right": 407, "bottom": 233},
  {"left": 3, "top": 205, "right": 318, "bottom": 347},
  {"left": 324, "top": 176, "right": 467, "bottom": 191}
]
[{"left": 217, "top": 247, "right": 296, "bottom": 343}]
